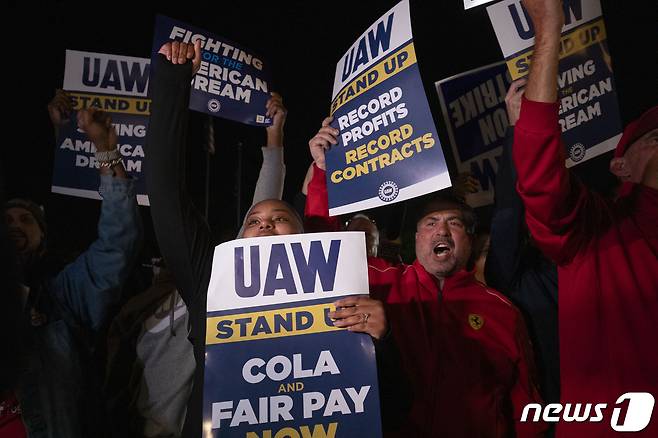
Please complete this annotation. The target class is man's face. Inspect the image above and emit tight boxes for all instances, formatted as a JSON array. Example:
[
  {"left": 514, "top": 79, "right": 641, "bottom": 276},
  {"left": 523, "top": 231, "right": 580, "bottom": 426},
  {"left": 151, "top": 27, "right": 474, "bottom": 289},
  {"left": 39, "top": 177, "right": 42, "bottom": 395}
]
[
  {"left": 242, "top": 200, "right": 303, "bottom": 238},
  {"left": 415, "top": 209, "right": 472, "bottom": 281},
  {"left": 610, "top": 128, "right": 658, "bottom": 189},
  {"left": 5, "top": 207, "right": 43, "bottom": 255},
  {"left": 346, "top": 217, "right": 379, "bottom": 257}
]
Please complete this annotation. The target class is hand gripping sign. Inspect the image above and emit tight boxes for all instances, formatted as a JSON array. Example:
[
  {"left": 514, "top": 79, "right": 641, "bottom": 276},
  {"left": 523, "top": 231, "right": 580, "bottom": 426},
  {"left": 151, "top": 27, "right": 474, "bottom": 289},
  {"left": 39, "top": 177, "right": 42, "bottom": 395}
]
[{"left": 202, "top": 232, "right": 382, "bottom": 437}]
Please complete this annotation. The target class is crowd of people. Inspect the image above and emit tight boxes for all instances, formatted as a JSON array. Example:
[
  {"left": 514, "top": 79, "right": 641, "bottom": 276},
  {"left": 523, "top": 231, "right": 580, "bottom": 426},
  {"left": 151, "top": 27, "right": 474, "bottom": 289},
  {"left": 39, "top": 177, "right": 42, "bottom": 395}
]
[{"left": 2, "top": 0, "right": 657, "bottom": 437}]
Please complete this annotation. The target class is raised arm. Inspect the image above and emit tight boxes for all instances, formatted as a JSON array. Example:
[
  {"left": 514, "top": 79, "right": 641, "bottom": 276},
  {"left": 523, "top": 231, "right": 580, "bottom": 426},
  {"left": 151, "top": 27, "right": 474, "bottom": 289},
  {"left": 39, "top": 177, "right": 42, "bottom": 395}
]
[
  {"left": 305, "top": 117, "right": 341, "bottom": 232},
  {"left": 235, "top": 94, "right": 288, "bottom": 237},
  {"left": 250, "top": 93, "right": 287, "bottom": 205},
  {"left": 145, "top": 41, "right": 214, "bottom": 307},
  {"left": 513, "top": 0, "right": 609, "bottom": 264},
  {"left": 485, "top": 79, "right": 527, "bottom": 291},
  {"left": 53, "top": 108, "right": 141, "bottom": 330}
]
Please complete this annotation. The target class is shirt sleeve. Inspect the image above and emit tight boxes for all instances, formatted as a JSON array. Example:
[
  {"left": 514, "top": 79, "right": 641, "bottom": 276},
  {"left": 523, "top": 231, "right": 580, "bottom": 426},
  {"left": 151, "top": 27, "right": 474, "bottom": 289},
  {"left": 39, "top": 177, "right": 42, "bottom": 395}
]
[
  {"left": 53, "top": 175, "right": 142, "bottom": 330},
  {"left": 236, "top": 146, "right": 286, "bottom": 237},
  {"left": 144, "top": 55, "right": 214, "bottom": 308},
  {"left": 304, "top": 163, "right": 340, "bottom": 232},
  {"left": 251, "top": 146, "right": 285, "bottom": 204},
  {"left": 513, "top": 97, "right": 612, "bottom": 265},
  {"left": 485, "top": 127, "right": 525, "bottom": 291}
]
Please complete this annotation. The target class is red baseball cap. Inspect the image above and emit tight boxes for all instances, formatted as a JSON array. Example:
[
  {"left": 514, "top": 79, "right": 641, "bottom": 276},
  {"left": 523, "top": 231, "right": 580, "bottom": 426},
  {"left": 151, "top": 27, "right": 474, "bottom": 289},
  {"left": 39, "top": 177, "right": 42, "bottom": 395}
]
[{"left": 615, "top": 105, "right": 658, "bottom": 158}]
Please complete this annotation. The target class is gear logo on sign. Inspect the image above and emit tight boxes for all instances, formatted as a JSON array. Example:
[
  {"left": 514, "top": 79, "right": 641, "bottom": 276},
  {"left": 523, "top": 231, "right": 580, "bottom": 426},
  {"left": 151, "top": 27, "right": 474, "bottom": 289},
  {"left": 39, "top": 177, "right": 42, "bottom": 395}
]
[
  {"left": 207, "top": 99, "right": 221, "bottom": 113},
  {"left": 569, "top": 143, "right": 586, "bottom": 162},
  {"left": 378, "top": 181, "right": 399, "bottom": 202}
]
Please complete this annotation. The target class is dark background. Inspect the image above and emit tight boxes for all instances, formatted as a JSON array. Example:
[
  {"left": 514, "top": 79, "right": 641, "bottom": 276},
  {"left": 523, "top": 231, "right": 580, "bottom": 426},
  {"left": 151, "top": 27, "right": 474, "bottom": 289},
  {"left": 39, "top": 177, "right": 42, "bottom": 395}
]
[{"left": 3, "top": 0, "right": 657, "bottom": 269}]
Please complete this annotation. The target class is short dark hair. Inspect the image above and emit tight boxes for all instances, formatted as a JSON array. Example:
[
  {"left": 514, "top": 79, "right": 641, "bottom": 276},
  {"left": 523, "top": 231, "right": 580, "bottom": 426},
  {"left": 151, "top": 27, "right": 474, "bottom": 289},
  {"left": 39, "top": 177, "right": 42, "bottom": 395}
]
[{"left": 414, "top": 195, "right": 477, "bottom": 235}]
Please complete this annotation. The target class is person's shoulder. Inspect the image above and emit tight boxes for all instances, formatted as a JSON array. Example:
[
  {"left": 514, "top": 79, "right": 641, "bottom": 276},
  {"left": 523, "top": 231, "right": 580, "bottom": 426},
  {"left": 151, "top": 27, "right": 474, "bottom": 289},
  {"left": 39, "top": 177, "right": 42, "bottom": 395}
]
[
  {"left": 367, "top": 256, "right": 408, "bottom": 273},
  {"left": 463, "top": 280, "right": 522, "bottom": 317}
]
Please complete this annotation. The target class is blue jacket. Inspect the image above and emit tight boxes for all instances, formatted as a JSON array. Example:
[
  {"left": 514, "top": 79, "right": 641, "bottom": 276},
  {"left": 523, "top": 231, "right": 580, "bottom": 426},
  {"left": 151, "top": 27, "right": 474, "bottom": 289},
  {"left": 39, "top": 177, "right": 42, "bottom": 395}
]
[{"left": 17, "top": 175, "right": 142, "bottom": 438}]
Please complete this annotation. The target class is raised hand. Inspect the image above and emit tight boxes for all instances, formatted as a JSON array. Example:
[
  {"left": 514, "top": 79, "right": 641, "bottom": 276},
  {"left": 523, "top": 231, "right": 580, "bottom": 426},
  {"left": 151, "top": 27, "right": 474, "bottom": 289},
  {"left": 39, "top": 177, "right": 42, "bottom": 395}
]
[
  {"left": 308, "top": 117, "right": 338, "bottom": 170},
  {"left": 158, "top": 39, "right": 202, "bottom": 74},
  {"left": 265, "top": 92, "right": 287, "bottom": 147}
]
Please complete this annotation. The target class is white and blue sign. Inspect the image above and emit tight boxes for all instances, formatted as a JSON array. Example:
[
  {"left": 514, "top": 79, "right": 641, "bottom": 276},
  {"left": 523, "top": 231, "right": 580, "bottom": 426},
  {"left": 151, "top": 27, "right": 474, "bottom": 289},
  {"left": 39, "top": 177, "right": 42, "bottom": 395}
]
[
  {"left": 325, "top": 0, "right": 451, "bottom": 216},
  {"left": 435, "top": 62, "right": 512, "bottom": 207},
  {"left": 52, "top": 50, "right": 150, "bottom": 205},
  {"left": 203, "top": 232, "right": 382, "bottom": 437},
  {"left": 487, "top": 0, "right": 623, "bottom": 166},
  {"left": 463, "top": 0, "right": 497, "bottom": 10},
  {"left": 153, "top": 15, "right": 272, "bottom": 127}
]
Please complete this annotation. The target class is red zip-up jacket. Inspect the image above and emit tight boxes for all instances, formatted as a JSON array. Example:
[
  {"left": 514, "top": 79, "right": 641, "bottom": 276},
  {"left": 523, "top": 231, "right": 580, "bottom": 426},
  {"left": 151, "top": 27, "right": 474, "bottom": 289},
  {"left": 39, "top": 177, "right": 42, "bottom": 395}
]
[
  {"left": 306, "top": 164, "right": 546, "bottom": 437},
  {"left": 513, "top": 98, "right": 658, "bottom": 437}
]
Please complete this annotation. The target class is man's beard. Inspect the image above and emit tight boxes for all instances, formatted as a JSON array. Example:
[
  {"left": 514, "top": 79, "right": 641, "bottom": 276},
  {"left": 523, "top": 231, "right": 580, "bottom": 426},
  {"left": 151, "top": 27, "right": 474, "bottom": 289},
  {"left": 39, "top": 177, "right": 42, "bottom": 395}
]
[{"left": 8, "top": 229, "right": 28, "bottom": 252}]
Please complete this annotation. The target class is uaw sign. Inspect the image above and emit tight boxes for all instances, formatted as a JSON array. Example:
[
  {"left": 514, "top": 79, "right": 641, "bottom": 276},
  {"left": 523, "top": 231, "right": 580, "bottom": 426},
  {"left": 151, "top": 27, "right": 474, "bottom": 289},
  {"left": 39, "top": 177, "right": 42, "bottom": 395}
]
[
  {"left": 487, "top": 0, "right": 623, "bottom": 167},
  {"left": 202, "top": 232, "right": 382, "bottom": 437},
  {"left": 436, "top": 61, "right": 512, "bottom": 207},
  {"left": 325, "top": 0, "right": 451, "bottom": 216},
  {"left": 53, "top": 50, "right": 151, "bottom": 205}
]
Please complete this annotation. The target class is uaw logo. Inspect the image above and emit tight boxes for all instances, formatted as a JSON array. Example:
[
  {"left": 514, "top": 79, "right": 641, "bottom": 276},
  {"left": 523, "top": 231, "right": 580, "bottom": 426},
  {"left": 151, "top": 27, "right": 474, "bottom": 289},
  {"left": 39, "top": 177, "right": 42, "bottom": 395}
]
[
  {"left": 521, "top": 392, "right": 655, "bottom": 432},
  {"left": 378, "top": 181, "right": 399, "bottom": 202},
  {"left": 569, "top": 143, "right": 586, "bottom": 162},
  {"left": 207, "top": 99, "right": 221, "bottom": 113}
]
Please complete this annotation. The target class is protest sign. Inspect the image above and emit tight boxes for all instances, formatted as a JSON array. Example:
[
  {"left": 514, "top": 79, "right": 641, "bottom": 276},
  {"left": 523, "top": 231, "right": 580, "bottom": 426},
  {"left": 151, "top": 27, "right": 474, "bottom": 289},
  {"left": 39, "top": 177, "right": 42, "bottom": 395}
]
[
  {"left": 435, "top": 62, "right": 512, "bottom": 207},
  {"left": 202, "top": 232, "right": 382, "bottom": 437},
  {"left": 153, "top": 15, "right": 273, "bottom": 126},
  {"left": 52, "top": 50, "right": 150, "bottom": 205},
  {"left": 464, "top": 0, "right": 497, "bottom": 9},
  {"left": 487, "top": 0, "right": 622, "bottom": 166},
  {"left": 326, "top": 0, "right": 451, "bottom": 216}
]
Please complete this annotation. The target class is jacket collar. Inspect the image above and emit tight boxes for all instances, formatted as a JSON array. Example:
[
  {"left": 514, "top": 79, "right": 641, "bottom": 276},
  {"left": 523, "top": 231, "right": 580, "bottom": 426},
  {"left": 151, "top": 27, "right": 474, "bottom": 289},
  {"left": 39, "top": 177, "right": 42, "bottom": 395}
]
[{"left": 412, "top": 259, "right": 475, "bottom": 295}]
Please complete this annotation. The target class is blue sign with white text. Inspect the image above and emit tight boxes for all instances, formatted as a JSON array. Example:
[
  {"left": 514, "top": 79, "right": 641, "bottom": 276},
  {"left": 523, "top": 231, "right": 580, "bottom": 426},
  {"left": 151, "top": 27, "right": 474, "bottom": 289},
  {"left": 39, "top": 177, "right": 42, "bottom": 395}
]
[
  {"left": 152, "top": 15, "right": 273, "bottom": 126},
  {"left": 487, "top": 0, "right": 623, "bottom": 166},
  {"left": 326, "top": 0, "right": 450, "bottom": 216},
  {"left": 436, "top": 61, "right": 511, "bottom": 207},
  {"left": 52, "top": 50, "right": 151, "bottom": 205},
  {"left": 52, "top": 100, "right": 150, "bottom": 206}
]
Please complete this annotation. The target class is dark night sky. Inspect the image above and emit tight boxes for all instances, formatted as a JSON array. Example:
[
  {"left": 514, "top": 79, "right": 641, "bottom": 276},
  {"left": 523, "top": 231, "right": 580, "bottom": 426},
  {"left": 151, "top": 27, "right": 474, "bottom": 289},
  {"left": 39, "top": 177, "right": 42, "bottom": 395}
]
[{"left": 4, "top": 0, "right": 657, "bottom": 264}]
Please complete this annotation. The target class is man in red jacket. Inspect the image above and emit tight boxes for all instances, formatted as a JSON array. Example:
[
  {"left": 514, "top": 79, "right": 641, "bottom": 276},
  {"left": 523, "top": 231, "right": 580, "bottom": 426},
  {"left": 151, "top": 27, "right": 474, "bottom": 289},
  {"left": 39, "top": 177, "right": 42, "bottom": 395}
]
[
  {"left": 514, "top": 1, "right": 658, "bottom": 436},
  {"left": 307, "top": 122, "right": 546, "bottom": 437}
]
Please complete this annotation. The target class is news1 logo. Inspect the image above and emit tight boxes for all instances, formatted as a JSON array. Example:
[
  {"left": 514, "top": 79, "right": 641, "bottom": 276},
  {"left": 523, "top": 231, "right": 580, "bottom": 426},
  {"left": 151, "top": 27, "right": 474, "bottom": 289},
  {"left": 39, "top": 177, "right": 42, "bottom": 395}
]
[{"left": 521, "top": 392, "right": 655, "bottom": 432}]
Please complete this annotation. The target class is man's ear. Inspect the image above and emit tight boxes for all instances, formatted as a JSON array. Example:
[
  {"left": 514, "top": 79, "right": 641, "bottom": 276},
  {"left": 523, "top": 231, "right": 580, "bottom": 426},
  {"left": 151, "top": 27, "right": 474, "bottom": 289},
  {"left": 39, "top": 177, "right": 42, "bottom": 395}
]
[{"left": 610, "top": 157, "right": 630, "bottom": 180}]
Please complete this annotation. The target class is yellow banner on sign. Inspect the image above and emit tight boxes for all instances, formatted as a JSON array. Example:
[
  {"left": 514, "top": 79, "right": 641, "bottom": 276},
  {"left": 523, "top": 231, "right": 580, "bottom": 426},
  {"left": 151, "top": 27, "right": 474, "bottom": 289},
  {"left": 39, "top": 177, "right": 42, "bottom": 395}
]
[
  {"left": 206, "top": 302, "right": 343, "bottom": 345},
  {"left": 331, "top": 42, "right": 418, "bottom": 115},
  {"left": 507, "top": 19, "right": 607, "bottom": 80},
  {"left": 68, "top": 92, "right": 151, "bottom": 115}
]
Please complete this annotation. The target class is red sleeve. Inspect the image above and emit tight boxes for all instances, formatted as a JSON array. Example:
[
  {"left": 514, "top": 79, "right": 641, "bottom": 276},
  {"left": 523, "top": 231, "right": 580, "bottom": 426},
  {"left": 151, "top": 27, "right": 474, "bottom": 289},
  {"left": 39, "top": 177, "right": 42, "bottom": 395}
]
[
  {"left": 511, "top": 312, "right": 548, "bottom": 437},
  {"left": 304, "top": 163, "right": 340, "bottom": 233},
  {"left": 512, "top": 97, "right": 611, "bottom": 265}
]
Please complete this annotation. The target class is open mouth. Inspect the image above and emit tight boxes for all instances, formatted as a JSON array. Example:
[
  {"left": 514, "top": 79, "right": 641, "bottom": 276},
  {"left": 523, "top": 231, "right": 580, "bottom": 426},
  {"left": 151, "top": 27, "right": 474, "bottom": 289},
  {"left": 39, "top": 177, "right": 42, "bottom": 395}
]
[
  {"left": 433, "top": 242, "right": 451, "bottom": 256},
  {"left": 8, "top": 230, "right": 26, "bottom": 241}
]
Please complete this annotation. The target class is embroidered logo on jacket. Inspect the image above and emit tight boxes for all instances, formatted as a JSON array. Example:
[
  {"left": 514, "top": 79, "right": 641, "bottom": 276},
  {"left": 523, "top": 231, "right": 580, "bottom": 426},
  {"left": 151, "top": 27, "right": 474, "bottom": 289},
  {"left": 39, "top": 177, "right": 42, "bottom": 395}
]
[{"left": 468, "top": 313, "right": 484, "bottom": 330}]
